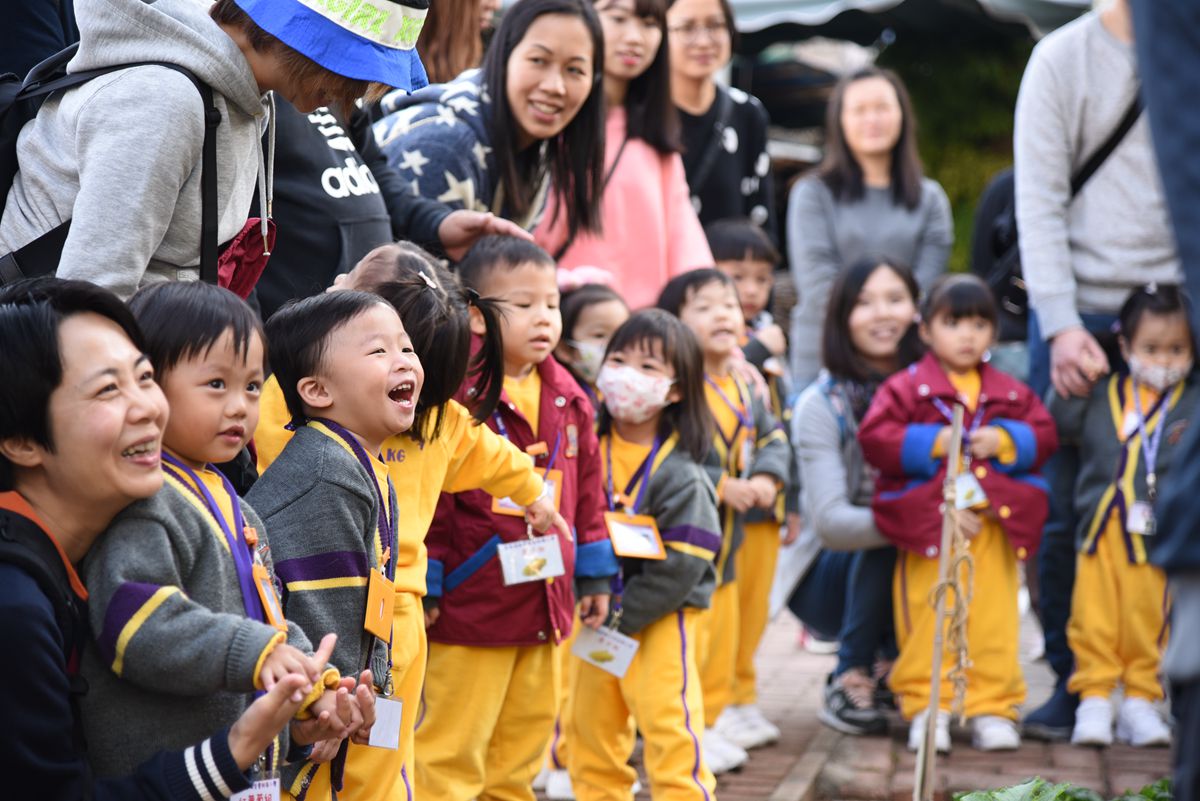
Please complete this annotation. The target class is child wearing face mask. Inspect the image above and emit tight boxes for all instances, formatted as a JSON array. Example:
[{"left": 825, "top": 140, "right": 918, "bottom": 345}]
[
  {"left": 1050, "top": 284, "right": 1196, "bottom": 749},
  {"left": 553, "top": 283, "right": 632, "bottom": 408},
  {"left": 859, "top": 274, "right": 1058, "bottom": 753},
  {"left": 567, "top": 309, "right": 722, "bottom": 801},
  {"left": 658, "top": 268, "right": 791, "bottom": 774}
]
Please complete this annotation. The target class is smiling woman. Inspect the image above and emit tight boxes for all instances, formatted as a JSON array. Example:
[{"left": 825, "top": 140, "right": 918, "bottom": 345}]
[{"left": 374, "top": 0, "right": 607, "bottom": 248}]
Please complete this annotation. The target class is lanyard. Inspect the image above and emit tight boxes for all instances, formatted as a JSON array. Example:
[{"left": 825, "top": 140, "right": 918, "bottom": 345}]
[
  {"left": 161, "top": 453, "right": 264, "bottom": 624},
  {"left": 1132, "top": 380, "right": 1169, "bottom": 501},
  {"left": 705, "top": 375, "right": 754, "bottom": 443},
  {"left": 311, "top": 419, "right": 395, "bottom": 580},
  {"left": 931, "top": 396, "right": 987, "bottom": 464},
  {"left": 493, "top": 411, "right": 562, "bottom": 478},
  {"left": 604, "top": 435, "right": 662, "bottom": 514}
]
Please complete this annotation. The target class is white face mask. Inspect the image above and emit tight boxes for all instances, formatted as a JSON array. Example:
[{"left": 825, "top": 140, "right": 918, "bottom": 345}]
[
  {"left": 568, "top": 339, "right": 607, "bottom": 384},
  {"left": 596, "top": 364, "right": 674, "bottom": 424},
  {"left": 1130, "top": 355, "right": 1192, "bottom": 392}
]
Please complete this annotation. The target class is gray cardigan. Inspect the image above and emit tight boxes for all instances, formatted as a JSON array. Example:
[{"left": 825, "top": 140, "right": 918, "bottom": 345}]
[
  {"left": 786, "top": 175, "right": 952, "bottom": 386},
  {"left": 790, "top": 375, "right": 889, "bottom": 589},
  {"left": 81, "top": 481, "right": 309, "bottom": 778}
]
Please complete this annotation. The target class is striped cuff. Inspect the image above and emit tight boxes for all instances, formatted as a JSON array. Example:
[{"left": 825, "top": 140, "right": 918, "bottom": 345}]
[
  {"left": 166, "top": 730, "right": 250, "bottom": 800},
  {"left": 251, "top": 631, "right": 288, "bottom": 691},
  {"left": 295, "top": 667, "right": 342, "bottom": 719}
]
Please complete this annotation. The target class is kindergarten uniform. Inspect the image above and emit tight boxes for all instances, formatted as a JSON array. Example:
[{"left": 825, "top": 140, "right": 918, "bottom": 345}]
[
  {"left": 568, "top": 430, "right": 722, "bottom": 801},
  {"left": 1052, "top": 374, "right": 1196, "bottom": 701},
  {"left": 247, "top": 422, "right": 398, "bottom": 801},
  {"left": 698, "top": 371, "right": 790, "bottom": 725},
  {"left": 255, "top": 380, "right": 547, "bottom": 801},
  {"left": 858, "top": 353, "right": 1057, "bottom": 720},
  {"left": 418, "top": 356, "right": 617, "bottom": 801},
  {"left": 81, "top": 460, "right": 323, "bottom": 778}
]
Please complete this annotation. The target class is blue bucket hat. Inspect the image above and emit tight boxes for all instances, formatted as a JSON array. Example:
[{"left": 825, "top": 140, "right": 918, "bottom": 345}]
[{"left": 233, "top": 0, "right": 430, "bottom": 91}]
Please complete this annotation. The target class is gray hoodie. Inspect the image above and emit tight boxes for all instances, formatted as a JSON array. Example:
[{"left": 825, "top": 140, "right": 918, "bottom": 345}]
[{"left": 0, "top": 0, "right": 268, "bottom": 299}]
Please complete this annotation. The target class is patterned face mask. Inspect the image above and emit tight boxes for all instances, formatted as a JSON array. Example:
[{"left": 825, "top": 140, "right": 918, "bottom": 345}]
[
  {"left": 1129, "top": 355, "right": 1192, "bottom": 392},
  {"left": 596, "top": 364, "right": 674, "bottom": 424},
  {"left": 568, "top": 339, "right": 607, "bottom": 384}
]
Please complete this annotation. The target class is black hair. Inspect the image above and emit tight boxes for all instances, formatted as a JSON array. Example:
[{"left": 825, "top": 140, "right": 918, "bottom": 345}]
[
  {"left": 482, "top": 0, "right": 607, "bottom": 240},
  {"left": 128, "top": 282, "right": 265, "bottom": 376},
  {"left": 1117, "top": 284, "right": 1195, "bottom": 346},
  {"left": 0, "top": 278, "right": 145, "bottom": 491},
  {"left": 352, "top": 243, "right": 505, "bottom": 438},
  {"left": 265, "top": 291, "right": 391, "bottom": 426},
  {"left": 597, "top": 309, "right": 712, "bottom": 461},
  {"left": 822, "top": 259, "right": 923, "bottom": 383},
  {"left": 817, "top": 66, "right": 924, "bottom": 211},
  {"left": 704, "top": 218, "right": 780, "bottom": 265},
  {"left": 561, "top": 283, "right": 629, "bottom": 341},
  {"left": 457, "top": 235, "right": 557, "bottom": 295},
  {"left": 593, "top": 0, "right": 680, "bottom": 154},
  {"left": 921, "top": 273, "right": 998, "bottom": 329},
  {"left": 655, "top": 268, "right": 735, "bottom": 317}
]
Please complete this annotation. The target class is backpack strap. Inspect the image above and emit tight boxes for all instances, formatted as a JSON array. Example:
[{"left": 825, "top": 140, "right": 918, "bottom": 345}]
[
  {"left": 1070, "top": 91, "right": 1142, "bottom": 197},
  {"left": 687, "top": 87, "right": 734, "bottom": 199}
]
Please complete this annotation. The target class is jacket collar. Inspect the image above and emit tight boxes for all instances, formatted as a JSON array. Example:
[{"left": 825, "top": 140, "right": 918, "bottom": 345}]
[
  {"left": 0, "top": 492, "right": 88, "bottom": 600},
  {"left": 908, "top": 352, "right": 1011, "bottom": 406}
]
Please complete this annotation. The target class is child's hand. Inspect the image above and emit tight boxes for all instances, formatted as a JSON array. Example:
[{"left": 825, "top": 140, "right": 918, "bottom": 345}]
[
  {"left": 291, "top": 687, "right": 353, "bottom": 745},
  {"left": 424, "top": 604, "right": 441, "bottom": 629},
  {"left": 261, "top": 642, "right": 323, "bottom": 691},
  {"left": 748, "top": 475, "right": 779, "bottom": 508},
  {"left": 720, "top": 478, "right": 758, "bottom": 513},
  {"left": 308, "top": 738, "right": 341, "bottom": 764},
  {"left": 934, "top": 426, "right": 953, "bottom": 456},
  {"left": 228, "top": 673, "right": 309, "bottom": 770},
  {"left": 782, "top": 512, "right": 802, "bottom": 545},
  {"left": 968, "top": 427, "right": 1003, "bottom": 460},
  {"left": 954, "top": 509, "right": 983, "bottom": 541},
  {"left": 578, "top": 594, "right": 610, "bottom": 630},
  {"left": 526, "top": 495, "right": 571, "bottom": 541},
  {"left": 752, "top": 324, "right": 787, "bottom": 357},
  {"left": 344, "top": 670, "right": 377, "bottom": 746}
]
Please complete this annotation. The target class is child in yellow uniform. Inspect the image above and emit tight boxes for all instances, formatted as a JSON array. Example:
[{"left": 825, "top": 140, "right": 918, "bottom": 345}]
[
  {"left": 658, "top": 270, "right": 791, "bottom": 774},
  {"left": 568, "top": 309, "right": 721, "bottom": 801},
  {"left": 1051, "top": 285, "right": 1193, "bottom": 748},
  {"left": 859, "top": 275, "right": 1057, "bottom": 753},
  {"left": 254, "top": 243, "right": 567, "bottom": 800},
  {"left": 709, "top": 219, "right": 800, "bottom": 750}
]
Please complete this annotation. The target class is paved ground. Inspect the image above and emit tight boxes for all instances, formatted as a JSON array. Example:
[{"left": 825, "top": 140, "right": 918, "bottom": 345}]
[{"left": 538, "top": 606, "right": 1175, "bottom": 801}]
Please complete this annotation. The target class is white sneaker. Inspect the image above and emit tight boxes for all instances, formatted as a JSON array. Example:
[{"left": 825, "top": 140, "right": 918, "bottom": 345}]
[
  {"left": 737, "top": 704, "right": 782, "bottom": 747},
  {"left": 1116, "top": 697, "right": 1171, "bottom": 747},
  {"left": 1071, "top": 696, "right": 1114, "bottom": 746},
  {"left": 532, "top": 766, "right": 550, "bottom": 791},
  {"left": 714, "top": 705, "right": 780, "bottom": 750},
  {"left": 972, "top": 716, "right": 1021, "bottom": 751},
  {"left": 907, "top": 709, "right": 951, "bottom": 753},
  {"left": 545, "top": 769, "right": 575, "bottom": 800},
  {"left": 703, "top": 727, "right": 749, "bottom": 774}
]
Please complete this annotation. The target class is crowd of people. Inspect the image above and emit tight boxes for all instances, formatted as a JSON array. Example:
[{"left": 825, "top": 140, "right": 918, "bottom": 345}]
[{"left": 0, "top": 0, "right": 1195, "bottom": 799}]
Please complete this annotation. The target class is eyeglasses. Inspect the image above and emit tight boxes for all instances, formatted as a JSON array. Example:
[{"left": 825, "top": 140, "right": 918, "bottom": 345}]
[{"left": 668, "top": 21, "right": 730, "bottom": 44}]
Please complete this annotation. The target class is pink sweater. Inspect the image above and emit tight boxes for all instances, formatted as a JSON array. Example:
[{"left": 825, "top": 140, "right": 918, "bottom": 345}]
[{"left": 535, "top": 107, "right": 714, "bottom": 310}]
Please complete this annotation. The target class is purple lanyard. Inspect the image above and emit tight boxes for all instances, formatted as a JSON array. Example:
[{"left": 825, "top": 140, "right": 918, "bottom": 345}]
[
  {"left": 311, "top": 419, "right": 395, "bottom": 580},
  {"left": 161, "top": 454, "right": 264, "bottom": 624},
  {"left": 493, "top": 411, "right": 563, "bottom": 478},
  {"left": 931, "top": 396, "right": 987, "bottom": 461},
  {"left": 705, "top": 375, "right": 754, "bottom": 449},
  {"left": 604, "top": 435, "right": 662, "bottom": 514},
  {"left": 1131, "top": 381, "right": 1170, "bottom": 500}
]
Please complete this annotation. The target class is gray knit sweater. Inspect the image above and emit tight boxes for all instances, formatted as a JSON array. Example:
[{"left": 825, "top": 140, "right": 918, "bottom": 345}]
[
  {"left": 1014, "top": 12, "right": 1181, "bottom": 339},
  {"left": 81, "top": 480, "right": 309, "bottom": 778}
]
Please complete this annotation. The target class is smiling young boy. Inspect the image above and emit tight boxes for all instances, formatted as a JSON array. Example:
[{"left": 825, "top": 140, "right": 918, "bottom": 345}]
[
  {"left": 247, "top": 291, "right": 424, "bottom": 800},
  {"left": 416, "top": 237, "right": 616, "bottom": 801}
]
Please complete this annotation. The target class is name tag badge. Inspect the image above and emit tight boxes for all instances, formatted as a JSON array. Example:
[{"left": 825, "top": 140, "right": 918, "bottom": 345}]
[
  {"left": 231, "top": 778, "right": 281, "bottom": 801},
  {"left": 364, "top": 568, "right": 396, "bottom": 642},
  {"left": 1127, "top": 501, "right": 1156, "bottom": 536},
  {"left": 251, "top": 563, "right": 288, "bottom": 632},
  {"left": 497, "top": 534, "right": 565, "bottom": 586},
  {"left": 740, "top": 438, "right": 755, "bottom": 477},
  {"left": 571, "top": 625, "right": 640, "bottom": 678},
  {"left": 604, "top": 511, "right": 666, "bottom": 560},
  {"left": 368, "top": 697, "right": 403, "bottom": 750},
  {"left": 493, "top": 469, "right": 564, "bottom": 517},
  {"left": 954, "top": 472, "right": 988, "bottom": 510}
]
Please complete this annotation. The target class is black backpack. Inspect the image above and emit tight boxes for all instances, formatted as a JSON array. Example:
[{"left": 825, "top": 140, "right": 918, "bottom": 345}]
[
  {"left": 971, "top": 93, "right": 1144, "bottom": 343},
  {"left": 0, "top": 43, "right": 220, "bottom": 285}
]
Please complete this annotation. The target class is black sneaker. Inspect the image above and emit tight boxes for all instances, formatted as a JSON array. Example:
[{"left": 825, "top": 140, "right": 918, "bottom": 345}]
[
  {"left": 1022, "top": 682, "right": 1079, "bottom": 742},
  {"left": 817, "top": 671, "right": 888, "bottom": 736}
]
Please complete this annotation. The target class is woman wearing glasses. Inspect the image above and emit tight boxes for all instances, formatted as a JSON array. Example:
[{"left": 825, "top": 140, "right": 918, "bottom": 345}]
[{"left": 666, "top": 0, "right": 776, "bottom": 241}]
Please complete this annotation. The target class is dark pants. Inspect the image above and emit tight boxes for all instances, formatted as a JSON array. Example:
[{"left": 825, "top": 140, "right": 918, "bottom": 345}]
[
  {"left": 788, "top": 546, "right": 897, "bottom": 676},
  {"left": 1027, "top": 311, "right": 1123, "bottom": 683}
]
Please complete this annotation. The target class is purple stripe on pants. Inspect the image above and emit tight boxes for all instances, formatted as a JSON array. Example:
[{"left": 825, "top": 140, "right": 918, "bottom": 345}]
[{"left": 676, "top": 610, "right": 711, "bottom": 801}]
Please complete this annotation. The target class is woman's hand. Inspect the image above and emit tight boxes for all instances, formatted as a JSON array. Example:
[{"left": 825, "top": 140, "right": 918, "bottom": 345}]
[{"left": 438, "top": 211, "right": 533, "bottom": 261}]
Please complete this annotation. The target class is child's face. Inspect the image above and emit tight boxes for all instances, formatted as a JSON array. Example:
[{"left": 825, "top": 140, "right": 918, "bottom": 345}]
[
  {"left": 309, "top": 303, "right": 423, "bottom": 447},
  {"left": 715, "top": 257, "right": 774, "bottom": 321},
  {"left": 603, "top": 340, "right": 681, "bottom": 403},
  {"left": 160, "top": 329, "right": 263, "bottom": 467},
  {"left": 677, "top": 280, "right": 743, "bottom": 363},
  {"left": 1122, "top": 311, "right": 1194, "bottom": 374},
  {"left": 921, "top": 312, "right": 994, "bottom": 374},
  {"left": 480, "top": 262, "right": 563, "bottom": 374},
  {"left": 847, "top": 266, "right": 917, "bottom": 365},
  {"left": 557, "top": 299, "right": 630, "bottom": 380}
]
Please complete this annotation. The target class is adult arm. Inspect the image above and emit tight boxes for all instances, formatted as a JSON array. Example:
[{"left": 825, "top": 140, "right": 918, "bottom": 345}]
[
  {"left": 911, "top": 180, "right": 953, "bottom": 292},
  {"left": 792, "top": 389, "right": 887, "bottom": 551},
  {"left": 787, "top": 177, "right": 841, "bottom": 387}
]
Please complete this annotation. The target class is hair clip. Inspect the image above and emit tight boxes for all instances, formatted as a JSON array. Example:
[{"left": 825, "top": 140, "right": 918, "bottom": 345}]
[
  {"left": 1146, "top": 281, "right": 1159, "bottom": 295},
  {"left": 465, "top": 287, "right": 481, "bottom": 305},
  {"left": 418, "top": 269, "right": 437, "bottom": 290}
]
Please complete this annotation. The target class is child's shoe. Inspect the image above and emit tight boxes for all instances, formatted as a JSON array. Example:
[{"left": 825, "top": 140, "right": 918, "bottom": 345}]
[
  {"left": 545, "top": 769, "right": 575, "bottom": 800},
  {"left": 1070, "top": 695, "right": 1113, "bottom": 746},
  {"left": 818, "top": 670, "right": 888, "bottom": 736},
  {"left": 703, "top": 727, "right": 748, "bottom": 774},
  {"left": 971, "top": 716, "right": 1021, "bottom": 751},
  {"left": 906, "top": 709, "right": 951, "bottom": 753},
  {"left": 1023, "top": 682, "right": 1079, "bottom": 742},
  {"left": 715, "top": 704, "right": 780, "bottom": 749},
  {"left": 1115, "top": 697, "right": 1171, "bottom": 747}
]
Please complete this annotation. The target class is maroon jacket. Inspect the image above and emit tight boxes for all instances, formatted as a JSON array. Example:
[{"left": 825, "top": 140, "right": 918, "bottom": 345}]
[
  {"left": 857, "top": 353, "right": 1057, "bottom": 560},
  {"left": 425, "top": 354, "right": 614, "bottom": 647}
]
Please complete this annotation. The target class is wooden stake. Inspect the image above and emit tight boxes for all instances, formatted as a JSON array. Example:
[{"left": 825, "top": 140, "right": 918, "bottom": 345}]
[{"left": 914, "top": 404, "right": 965, "bottom": 801}]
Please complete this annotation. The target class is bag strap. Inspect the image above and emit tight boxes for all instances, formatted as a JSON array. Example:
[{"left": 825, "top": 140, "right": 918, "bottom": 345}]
[
  {"left": 688, "top": 87, "right": 734, "bottom": 198},
  {"left": 550, "top": 134, "right": 629, "bottom": 262},
  {"left": 1070, "top": 91, "right": 1142, "bottom": 198}
]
